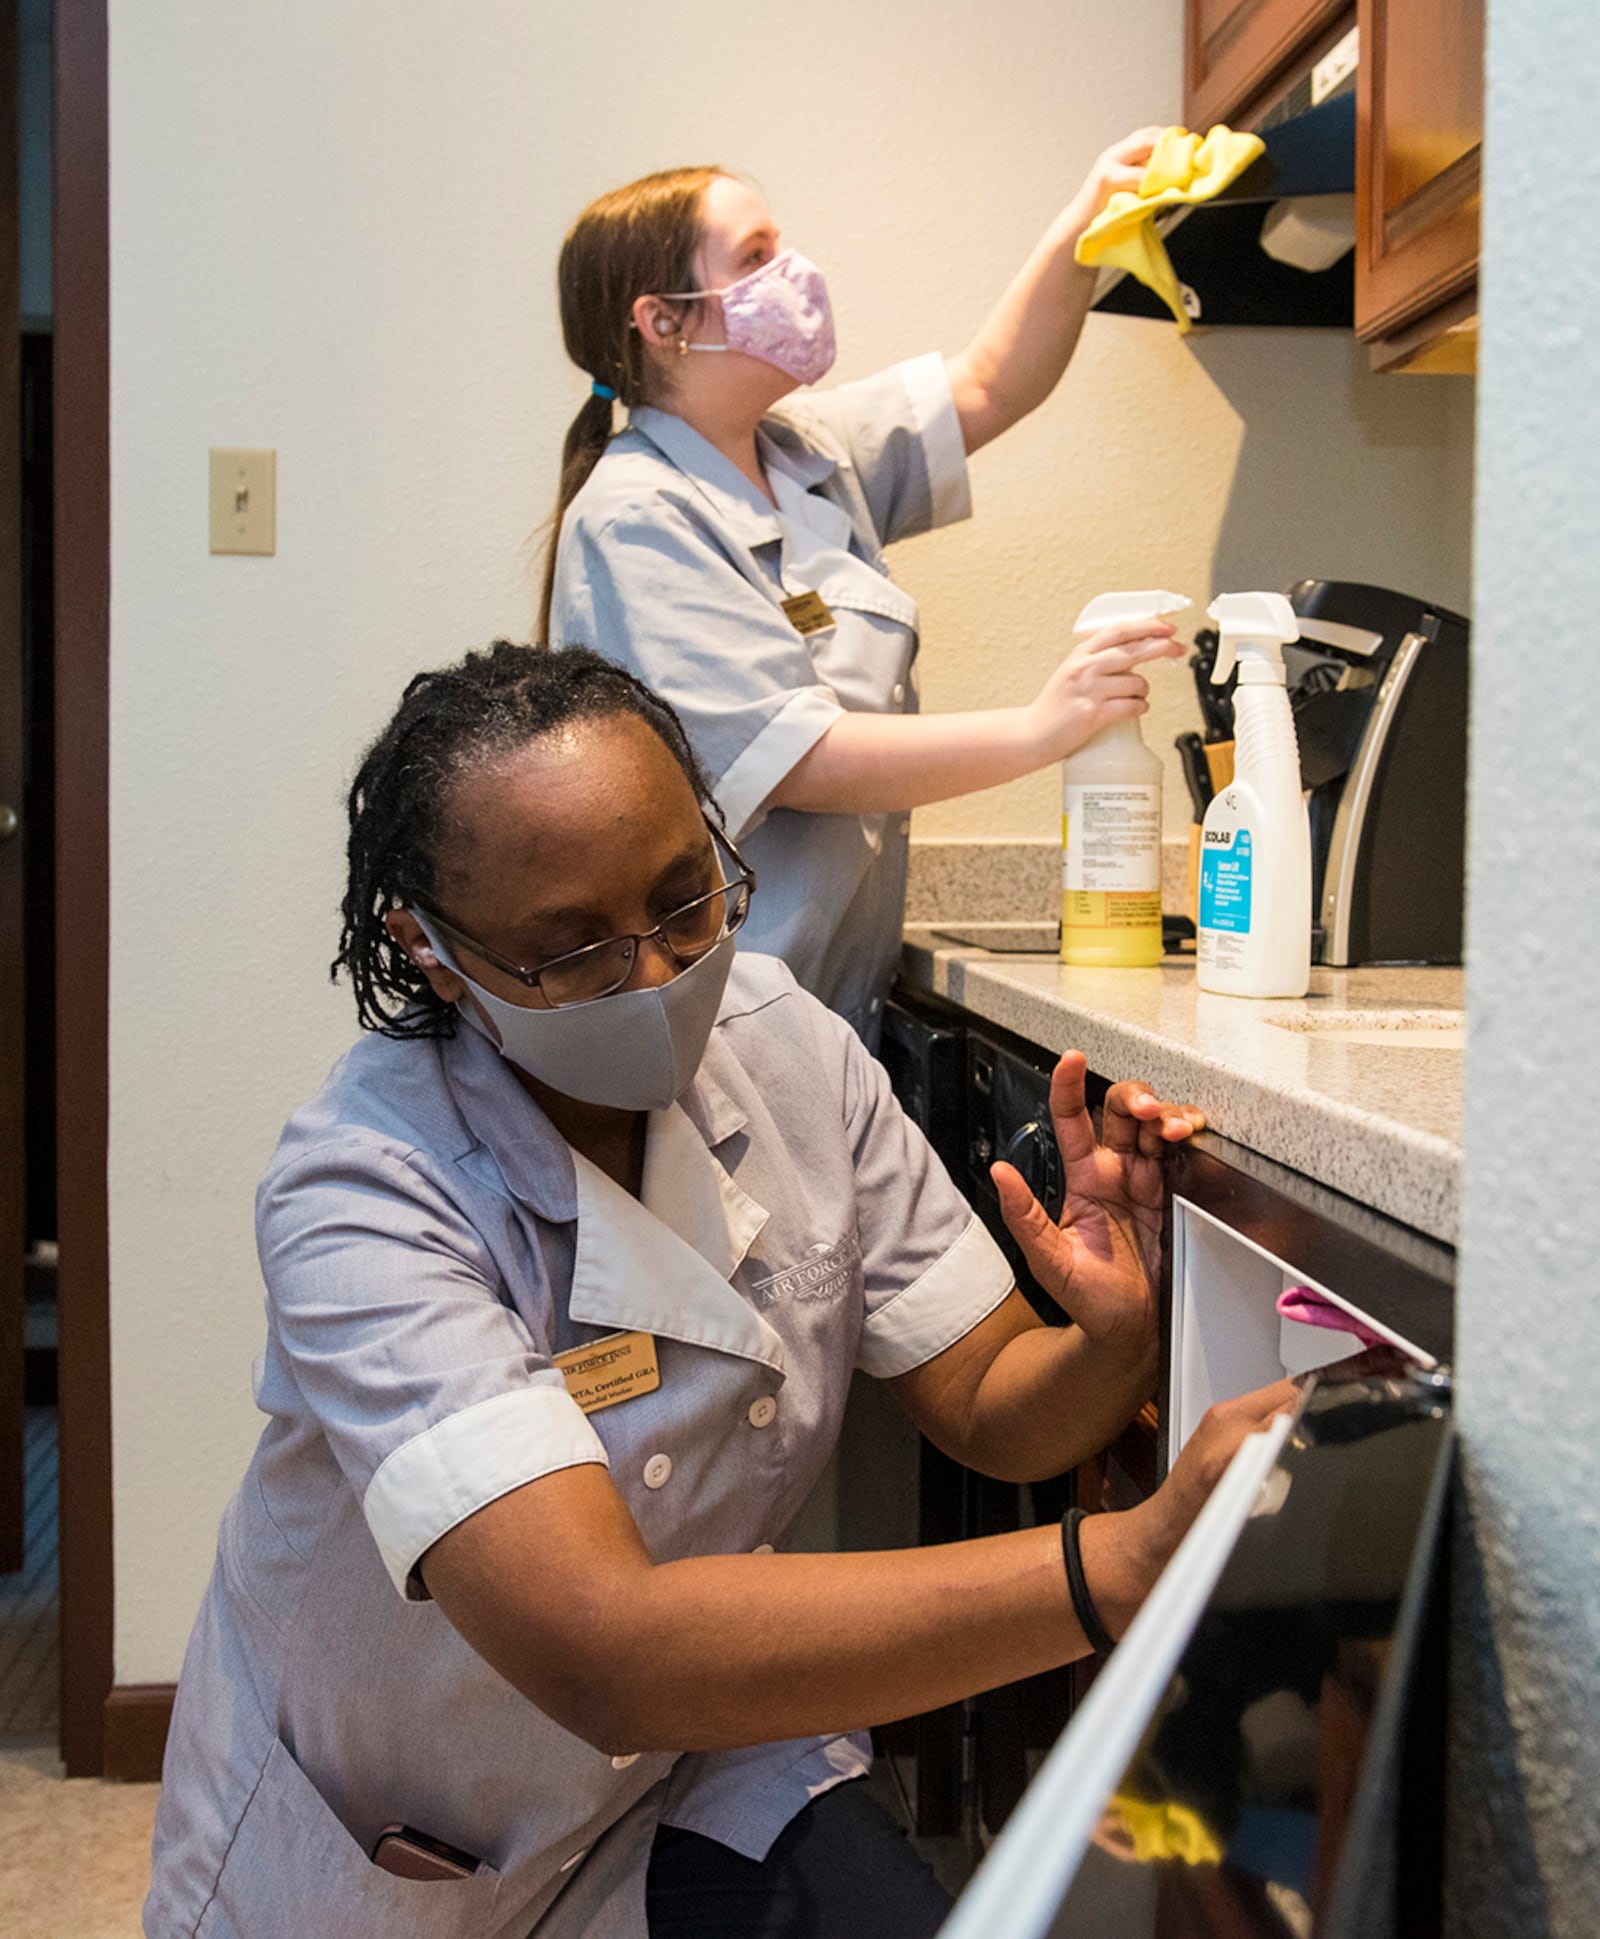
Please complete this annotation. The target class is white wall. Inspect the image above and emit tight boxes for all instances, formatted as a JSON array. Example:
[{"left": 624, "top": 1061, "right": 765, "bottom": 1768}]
[
  {"left": 1450, "top": 3, "right": 1600, "bottom": 1932},
  {"left": 108, "top": 0, "right": 1475, "bottom": 1680}
]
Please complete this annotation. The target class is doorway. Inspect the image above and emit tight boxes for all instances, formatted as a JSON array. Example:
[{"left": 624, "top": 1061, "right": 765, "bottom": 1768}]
[
  {"left": 0, "top": 0, "right": 61, "bottom": 1750},
  {"left": 0, "top": 0, "right": 113, "bottom": 1778}
]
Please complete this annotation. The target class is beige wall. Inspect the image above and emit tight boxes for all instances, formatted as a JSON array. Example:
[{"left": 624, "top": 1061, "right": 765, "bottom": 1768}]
[{"left": 107, "top": 0, "right": 1474, "bottom": 1680}]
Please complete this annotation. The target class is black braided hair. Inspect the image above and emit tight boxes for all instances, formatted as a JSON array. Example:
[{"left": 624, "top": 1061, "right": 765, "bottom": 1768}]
[{"left": 332, "top": 641, "right": 717, "bottom": 1039}]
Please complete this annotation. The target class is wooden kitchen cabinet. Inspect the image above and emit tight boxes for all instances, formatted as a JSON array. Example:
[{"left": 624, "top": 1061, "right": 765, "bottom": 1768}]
[
  {"left": 1182, "top": 0, "right": 1485, "bottom": 369},
  {"left": 1357, "top": 0, "right": 1485, "bottom": 362},
  {"left": 1185, "top": 0, "right": 1350, "bottom": 130}
]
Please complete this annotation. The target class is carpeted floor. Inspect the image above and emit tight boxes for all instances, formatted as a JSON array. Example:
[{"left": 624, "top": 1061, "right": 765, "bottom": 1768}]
[
  {"left": 0, "top": 1404, "right": 158, "bottom": 1935},
  {"left": 0, "top": 1739, "right": 159, "bottom": 1937}
]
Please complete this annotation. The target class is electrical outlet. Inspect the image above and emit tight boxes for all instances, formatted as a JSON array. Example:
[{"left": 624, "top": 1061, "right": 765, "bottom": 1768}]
[
  {"left": 1312, "top": 26, "right": 1359, "bottom": 105},
  {"left": 209, "top": 447, "right": 276, "bottom": 555}
]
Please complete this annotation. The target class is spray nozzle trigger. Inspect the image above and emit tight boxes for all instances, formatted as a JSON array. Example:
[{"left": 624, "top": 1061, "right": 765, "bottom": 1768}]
[
  {"left": 1072, "top": 589, "right": 1190, "bottom": 635},
  {"left": 1206, "top": 591, "right": 1299, "bottom": 685}
]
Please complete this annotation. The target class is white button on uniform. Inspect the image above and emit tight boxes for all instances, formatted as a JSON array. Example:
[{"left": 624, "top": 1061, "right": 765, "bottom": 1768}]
[
  {"left": 751, "top": 1542, "right": 775, "bottom": 1555},
  {"left": 892, "top": 682, "right": 906, "bottom": 703},
  {"left": 611, "top": 1752, "right": 641, "bottom": 1770},
  {"left": 747, "top": 1396, "right": 777, "bottom": 1429},
  {"left": 643, "top": 1453, "right": 673, "bottom": 1489},
  {"left": 898, "top": 816, "right": 912, "bottom": 837},
  {"left": 559, "top": 1848, "right": 589, "bottom": 1872}
]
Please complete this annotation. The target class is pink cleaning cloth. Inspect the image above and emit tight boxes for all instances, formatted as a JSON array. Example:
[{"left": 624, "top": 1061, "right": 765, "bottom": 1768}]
[{"left": 1277, "top": 1285, "right": 1389, "bottom": 1350}]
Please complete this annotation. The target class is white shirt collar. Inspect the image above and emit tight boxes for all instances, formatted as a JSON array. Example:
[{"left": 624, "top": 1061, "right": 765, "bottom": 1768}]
[{"left": 569, "top": 1137, "right": 782, "bottom": 1374}]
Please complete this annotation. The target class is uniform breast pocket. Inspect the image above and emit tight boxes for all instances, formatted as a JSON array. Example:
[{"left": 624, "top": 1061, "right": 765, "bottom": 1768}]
[
  {"left": 198, "top": 1737, "right": 502, "bottom": 1939},
  {"left": 806, "top": 600, "right": 917, "bottom": 716},
  {"left": 748, "top": 1234, "right": 862, "bottom": 1312}
]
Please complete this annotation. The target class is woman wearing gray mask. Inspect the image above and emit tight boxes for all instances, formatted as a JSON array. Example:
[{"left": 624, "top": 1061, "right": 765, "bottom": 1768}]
[
  {"left": 543, "top": 152, "right": 1187, "bottom": 1044},
  {"left": 145, "top": 642, "right": 1299, "bottom": 1939}
]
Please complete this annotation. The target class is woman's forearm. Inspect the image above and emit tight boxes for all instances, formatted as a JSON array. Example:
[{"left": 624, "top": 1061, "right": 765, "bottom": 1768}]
[
  {"left": 424, "top": 1376, "right": 1295, "bottom": 1759},
  {"left": 615, "top": 1527, "right": 1098, "bottom": 1750},
  {"left": 762, "top": 615, "right": 1174, "bottom": 820},
  {"left": 426, "top": 1465, "right": 1147, "bottom": 1756},
  {"left": 763, "top": 707, "right": 1046, "bottom": 816},
  {"left": 939, "top": 1323, "right": 1158, "bottom": 1484},
  {"left": 946, "top": 201, "right": 1100, "bottom": 455},
  {"left": 891, "top": 1291, "right": 1157, "bottom": 1486},
  {"left": 945, "top": 129, "right": 1165, "bottom": 453}
]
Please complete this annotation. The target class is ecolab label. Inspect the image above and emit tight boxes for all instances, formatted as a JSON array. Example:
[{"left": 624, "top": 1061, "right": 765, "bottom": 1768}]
[{"left": 1199, "top": 827, "right": 1253, "bottom": 935}]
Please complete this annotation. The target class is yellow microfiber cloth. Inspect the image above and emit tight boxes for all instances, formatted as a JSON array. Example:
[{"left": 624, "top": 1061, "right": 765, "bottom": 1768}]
[
  {"left": 1075, "top": 124, "right": 1266, "bottom": 332},
  {"left": 1105, "top": 1793, "right": 1225, "bottom": 1867}
]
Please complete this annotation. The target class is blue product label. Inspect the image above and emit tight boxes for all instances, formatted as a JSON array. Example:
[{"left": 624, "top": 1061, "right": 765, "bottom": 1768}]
[{"left": 1199, "top": 828, "right": 1253, "bottom": 934}]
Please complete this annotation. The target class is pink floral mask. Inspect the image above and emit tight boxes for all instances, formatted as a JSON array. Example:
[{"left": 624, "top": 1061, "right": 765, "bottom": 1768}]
[{"left": 666, "top": 248, "right": 837, "bottom": 387}]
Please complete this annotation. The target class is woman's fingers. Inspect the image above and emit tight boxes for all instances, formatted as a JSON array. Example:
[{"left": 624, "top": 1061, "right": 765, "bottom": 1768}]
[
  {"left": 1080, "top": 633, "right": 1187, "bottom": 671},
  {"left": 1045, "top": 1058, "right": 1204, "bottom": 1188},
  {"left": 1045, "top": 1052, "right": 1098, "bottom": 1170},
  {"left": 1306, "top": 1343, "right": 1415, "bottom": 1384},
  {"left": 1177, "top": 1377, "right": 1303, "bottom": 1495},
  {"left": 991, "top": 1159, "right": 1069, "bottom": 1290},
  {"left": 1077, "top": 617, "right": 1178, "bottom": 658},
  {"left": 1112, "top": 124, "right": 1169, "bottom": 156},
  {"left": 1096, "top": 127, "right": 1167, "bottom": 179},
  {"left": 1222, "top": 1374, "right": 1303, "bottom": 1427},
  {"left": 1102, "top": 1080, "right": 1205, "bottom": 1157},
  {"left": 1084, "top": 673, "right": 1152, "bottom": 702}
]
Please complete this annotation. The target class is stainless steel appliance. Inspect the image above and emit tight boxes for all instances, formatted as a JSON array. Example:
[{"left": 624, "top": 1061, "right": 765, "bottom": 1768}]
[
  {"left": 939, "top": 1368, "right": 1454, "bottom": 1939},
  {"left": 936, "top": 1113, "right": 1455, "bottom": 1938},
  {"left": 1286, "top": 578, "right": 1471, "bottom": 967}
]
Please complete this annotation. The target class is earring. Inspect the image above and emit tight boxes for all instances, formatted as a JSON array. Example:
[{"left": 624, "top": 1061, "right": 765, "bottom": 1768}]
[{"left": 678, "top": 337, "right": 689, "bottom": 357}]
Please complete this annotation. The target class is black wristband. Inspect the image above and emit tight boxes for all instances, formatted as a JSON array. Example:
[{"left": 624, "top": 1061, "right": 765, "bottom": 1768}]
[{"left": 1061, "top": 1507, "right": 1118, "bottom": 1656}]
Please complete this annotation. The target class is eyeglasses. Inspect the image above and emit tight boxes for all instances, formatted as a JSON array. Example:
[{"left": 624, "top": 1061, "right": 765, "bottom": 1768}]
[{"left": 416, "top": 820, "right": 756, "bottom": 1009}]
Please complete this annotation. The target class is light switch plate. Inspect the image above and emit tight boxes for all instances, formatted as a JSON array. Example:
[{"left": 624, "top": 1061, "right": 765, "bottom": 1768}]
[{"left": 209, "top": 447, "right": 276, "bottom": 555}]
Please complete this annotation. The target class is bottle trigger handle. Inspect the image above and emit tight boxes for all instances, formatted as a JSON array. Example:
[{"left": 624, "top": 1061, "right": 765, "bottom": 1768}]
[
  {"left": 1072, "top": 589, "right": 1190, "bottom": 635},
  {"left": 1206, "top": 591, "right": 1299, "bottom": 683}
]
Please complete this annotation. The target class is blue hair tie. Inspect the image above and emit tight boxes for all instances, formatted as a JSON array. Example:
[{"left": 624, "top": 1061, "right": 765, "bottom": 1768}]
[{"left": 591, "top": 380, "right": 618, "bottom": 401}]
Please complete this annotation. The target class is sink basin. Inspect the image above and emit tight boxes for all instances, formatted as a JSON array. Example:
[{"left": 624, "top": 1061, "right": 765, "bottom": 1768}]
[{"left": 1263, "top": 1008, "right": 1465, "bottom": 1048}]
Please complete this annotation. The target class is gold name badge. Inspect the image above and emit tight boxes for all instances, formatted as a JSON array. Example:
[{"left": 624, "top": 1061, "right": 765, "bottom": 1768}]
[
  {"left": 552, "top": 1330, "right": 661, "bottom": 1415},
  {"left": 781, "top": 589, "right": 836, "bottom": 637}
]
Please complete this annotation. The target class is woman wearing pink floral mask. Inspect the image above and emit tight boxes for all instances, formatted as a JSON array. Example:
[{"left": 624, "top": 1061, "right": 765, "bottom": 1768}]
[{"left": 543, "top": 151, "right": 1182, "bottom": 1045}]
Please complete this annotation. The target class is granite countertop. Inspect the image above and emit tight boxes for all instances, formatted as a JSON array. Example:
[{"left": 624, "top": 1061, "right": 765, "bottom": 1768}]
[{"left": 900, "top": 923, "right": 1464, "bottom": 1245}]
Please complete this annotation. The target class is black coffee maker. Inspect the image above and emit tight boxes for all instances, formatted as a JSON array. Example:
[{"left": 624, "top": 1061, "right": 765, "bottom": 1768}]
[{"left": 1280, "top": 579, "right": 1470, "bottom": 966}]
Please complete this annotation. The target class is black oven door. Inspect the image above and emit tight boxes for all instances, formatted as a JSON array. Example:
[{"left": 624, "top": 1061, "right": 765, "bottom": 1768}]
[{"left": 937, "top": 1369, "right": 1453, "bottom": 1939}]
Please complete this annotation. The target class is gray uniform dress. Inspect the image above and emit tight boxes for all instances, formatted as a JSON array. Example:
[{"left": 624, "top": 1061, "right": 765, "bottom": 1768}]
[
  {"left": 549, "top": 355, "right": 972, "bottom": 1044},
  {"left": 145, "top": 955, "right": 1012, "bottom": 1939}
]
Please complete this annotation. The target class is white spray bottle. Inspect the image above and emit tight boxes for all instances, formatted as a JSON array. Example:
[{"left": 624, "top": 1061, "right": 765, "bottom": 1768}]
[
  {"left": 1060, "top": 591, "right": 1189, "bottom": 968},
  {"left": 1196, "top": 591, "right": 1311, "bottom": 997}
]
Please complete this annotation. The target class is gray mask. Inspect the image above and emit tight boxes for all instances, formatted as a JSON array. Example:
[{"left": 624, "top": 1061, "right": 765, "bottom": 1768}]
[{"left": 413, "top": 914, "right": 734, "bottom": 1112}]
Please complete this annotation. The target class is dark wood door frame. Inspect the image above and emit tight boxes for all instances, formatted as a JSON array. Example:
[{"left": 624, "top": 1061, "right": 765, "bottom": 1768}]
[
  {"left": 2, "top": 0, "right": 27, "bottom": 1579},
  {"left": 53, "top": 0, "right": 111, "bottom": 1778}
]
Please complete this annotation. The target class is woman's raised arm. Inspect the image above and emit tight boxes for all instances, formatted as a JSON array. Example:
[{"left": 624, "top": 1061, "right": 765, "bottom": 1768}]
[{"left": 944, "top": 126, "right": 1166, "bottom": 454}]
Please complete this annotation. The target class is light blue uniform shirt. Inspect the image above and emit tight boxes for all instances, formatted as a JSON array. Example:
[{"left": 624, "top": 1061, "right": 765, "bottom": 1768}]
[
  {"left": 550, "top": 355, "right": 972, "bottom": 1043},
  {"left": 145, "top": 956, "right": 1012, "bottom": 1939}
]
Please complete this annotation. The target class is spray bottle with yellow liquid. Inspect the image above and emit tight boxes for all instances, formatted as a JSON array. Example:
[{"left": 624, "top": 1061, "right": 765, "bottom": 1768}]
[{"left": 1060, "top": 591, "right": 1189, "bottom": 968}]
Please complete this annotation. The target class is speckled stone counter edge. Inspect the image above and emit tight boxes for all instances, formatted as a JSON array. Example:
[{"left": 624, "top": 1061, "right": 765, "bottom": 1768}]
[
  {"left": 899, "top": 931, "right": 1460, "bottom": 1247},
  {"left": 906, "top": 838, "right": 1194, "bottom": 925}
]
